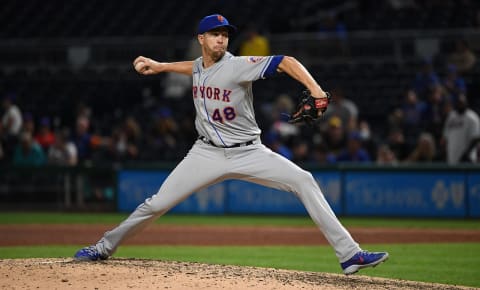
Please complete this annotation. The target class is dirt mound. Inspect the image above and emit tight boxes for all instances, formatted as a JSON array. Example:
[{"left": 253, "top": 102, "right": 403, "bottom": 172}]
[{"left": 0, "top": 258, "right": 473, "bottom": 290}]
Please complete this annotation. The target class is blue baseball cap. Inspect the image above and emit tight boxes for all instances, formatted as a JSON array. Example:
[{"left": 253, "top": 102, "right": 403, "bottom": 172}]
[{"left": 197, "top": 14, "right": 237, "bottom": 34}]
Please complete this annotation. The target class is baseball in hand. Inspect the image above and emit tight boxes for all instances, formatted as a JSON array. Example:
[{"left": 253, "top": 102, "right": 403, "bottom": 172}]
[{"left": 135, "top": 61, "right": 148, "bottom": 72}]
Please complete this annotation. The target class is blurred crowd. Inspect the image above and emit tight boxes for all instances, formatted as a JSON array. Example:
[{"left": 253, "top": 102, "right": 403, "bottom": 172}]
[
  {"left": 263, "top": 79, "right": 479, "bottom": 166},
  {"left": 1, "top": 32, "right": 480, "bottom": 168},
  {"left": 2, "top": 0, "right": 480, "bottom": 168},
  {"left": 259, "top": 38, "right": 480, "bottom": 166},
  {"left": 0, "top": 92, "right": 199, "bottom": 167},
  {"left": 2, "top": 39, "right": 479, "bottom": 169}
]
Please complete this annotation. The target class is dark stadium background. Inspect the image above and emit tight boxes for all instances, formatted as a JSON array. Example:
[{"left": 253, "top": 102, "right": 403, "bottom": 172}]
[{"left": 2, "top": 0, "right": 480, "bottom": 211}]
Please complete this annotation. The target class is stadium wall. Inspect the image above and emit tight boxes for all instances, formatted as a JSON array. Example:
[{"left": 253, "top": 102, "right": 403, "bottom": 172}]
[{"left": 117, "top": 165, "right": 480, "bottom": 218}]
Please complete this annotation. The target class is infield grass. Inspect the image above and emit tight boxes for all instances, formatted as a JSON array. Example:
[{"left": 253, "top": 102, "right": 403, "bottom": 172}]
[
  {"left": 1, "top": 212, "right": 479, "bottom": 229},
  {"left": 1, "top": 243, "right": 479, "bottom": 288},
  {"left": 2, "top": 212, "right": 480, "bottom": 287}
]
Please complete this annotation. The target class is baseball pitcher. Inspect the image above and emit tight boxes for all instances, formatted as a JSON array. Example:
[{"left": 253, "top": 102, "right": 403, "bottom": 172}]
[{"left": 74, "top": 14, "right": 388, "bottom": 275}]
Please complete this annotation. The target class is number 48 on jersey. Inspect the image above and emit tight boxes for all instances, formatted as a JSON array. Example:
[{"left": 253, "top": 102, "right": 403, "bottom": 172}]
[{"left": 212, "top": 107, "right": 236, "bottom": 123}]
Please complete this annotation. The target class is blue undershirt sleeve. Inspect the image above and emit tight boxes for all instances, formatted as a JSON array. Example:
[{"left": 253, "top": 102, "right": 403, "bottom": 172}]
[{"left": 262, "top": 55, "right": 284, "bottom": 78}]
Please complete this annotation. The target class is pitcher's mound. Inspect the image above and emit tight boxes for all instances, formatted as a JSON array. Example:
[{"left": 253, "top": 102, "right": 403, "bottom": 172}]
[{"left": 0, "top": 258, "right": 471, "bottom": 290}]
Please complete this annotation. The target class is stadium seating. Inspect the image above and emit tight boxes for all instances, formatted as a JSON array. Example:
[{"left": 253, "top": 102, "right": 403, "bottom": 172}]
[{"left": 1, "top": 0, "right": 480, "bottom": 162}]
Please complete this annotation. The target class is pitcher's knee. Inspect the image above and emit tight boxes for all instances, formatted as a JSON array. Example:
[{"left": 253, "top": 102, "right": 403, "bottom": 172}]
[
  {"left": 302, "top": 170, "right": 317, "bottom": 184},
  {"left": 291, "top": 170, "right": 318, "bottom": 189},
  {"left": 141, "top": 195, "right": 171, "bottom": 214}
]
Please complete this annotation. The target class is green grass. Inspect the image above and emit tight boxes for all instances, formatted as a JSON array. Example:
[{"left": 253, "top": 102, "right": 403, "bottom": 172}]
[
  {"left": 2, "top": 212, "right": 479, "bottom": 287},
  {"left": 1, "top": 243, "right": 479, "bottom": 288},
  {"left": 1, "top": 212, "right": 479, "bottom": 229}
]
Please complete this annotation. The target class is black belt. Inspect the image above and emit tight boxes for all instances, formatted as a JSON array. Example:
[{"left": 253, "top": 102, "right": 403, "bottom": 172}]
[{"left": 198, "top": 136, "right": 255, "bottom": 148}]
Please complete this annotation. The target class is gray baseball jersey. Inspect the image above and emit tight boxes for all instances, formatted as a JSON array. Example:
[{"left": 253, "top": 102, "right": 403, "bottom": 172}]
[
  {"left": 92, "top": 52, "right": 362, "bottom": 265},
  {"left": 192, "top": 52, "right": 278, "bottom": 146}
]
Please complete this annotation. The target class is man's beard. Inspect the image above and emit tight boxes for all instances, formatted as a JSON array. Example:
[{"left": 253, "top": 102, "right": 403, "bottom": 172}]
[{"left": 211, "top": 50, "right": 225, "bottom": 62}]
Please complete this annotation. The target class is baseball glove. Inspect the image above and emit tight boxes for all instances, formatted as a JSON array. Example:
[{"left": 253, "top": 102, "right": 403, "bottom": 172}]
[{"left": 288, "top": 90, "right": 331, "bottom": 124}]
